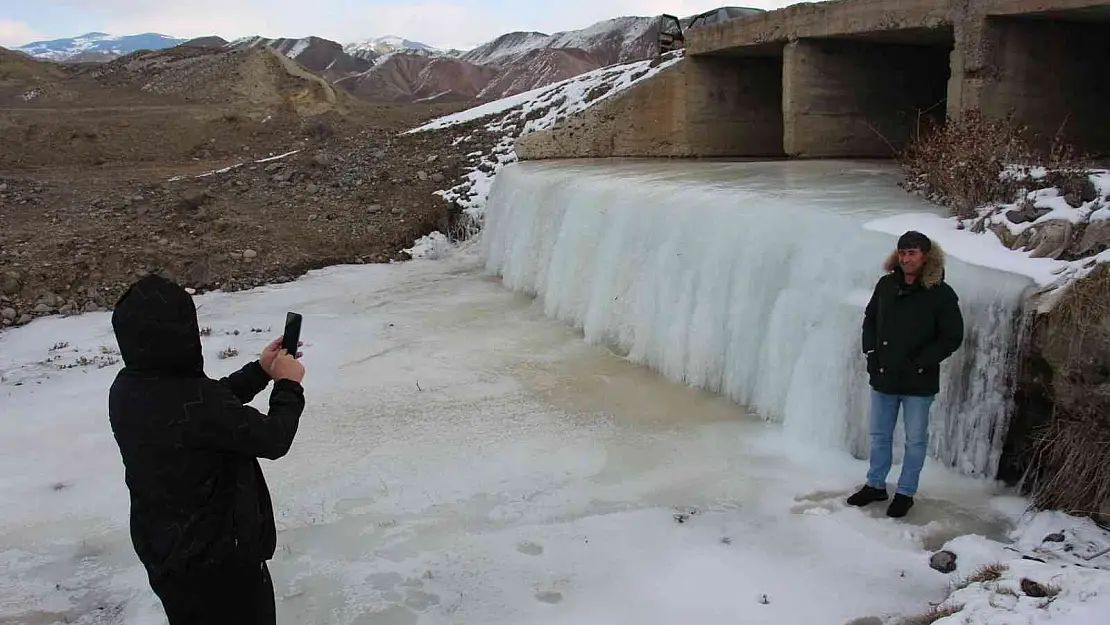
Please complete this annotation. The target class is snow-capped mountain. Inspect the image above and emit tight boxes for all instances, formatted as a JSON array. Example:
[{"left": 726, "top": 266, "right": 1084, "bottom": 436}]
[
  {"left": 461, "top": 16, "right": 659, "bottom": 68},
  {"left": 17, "top": 32, "right": 186, "bottom": 62},
  {"left": 344, "top": 35, "right": 439, "bottom": 57}
]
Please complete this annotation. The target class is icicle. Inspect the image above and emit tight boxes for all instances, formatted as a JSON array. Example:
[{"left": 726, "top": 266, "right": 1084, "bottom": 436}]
[{"left": 482, "top": 161, "right": 1034, "bottom": 478}]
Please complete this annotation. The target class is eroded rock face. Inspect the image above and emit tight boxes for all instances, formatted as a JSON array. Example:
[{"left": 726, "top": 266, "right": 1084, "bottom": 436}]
[{"left": 1002, "top": 266, "right": 1110, "bottom": 523}]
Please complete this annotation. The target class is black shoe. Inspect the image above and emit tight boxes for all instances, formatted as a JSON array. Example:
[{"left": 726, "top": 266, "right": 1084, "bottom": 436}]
[
  {"left": 887, "top": 494, "right": 914, "bottom": 518},
  {"left": 846, "top": 485, "right": 888, "bottom": 507}
]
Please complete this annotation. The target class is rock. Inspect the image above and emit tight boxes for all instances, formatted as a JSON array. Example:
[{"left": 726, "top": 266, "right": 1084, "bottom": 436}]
[
  {"left": 426, "top": 154, "right": 439, "bottom": 163},
  {"left": 16, "top": 314, "right": 31, "bottom": 325},
  {"left": 1027, "top": 220, "right": 1073, "bottom": 259},
  {"left": 1043, "top": 532, "right": 1066, "bottom": 543},
  {"left": 1065, "top": 193, "right": 1084, "bottom": 209},
  {"left": 33, "top": 303, "right": 53, "bottom": 314},
  {"left": 1080, "top": 178, "right": 1099, "bottom": 203},
  {"left": 242, "top": 249, "right": 257, "bottom": 260},
  {"left": 367, "top": 204, "right": 383, "bottom": 214},
  {"left": 0, "top": 183, "right": 7, "bottom": 192},
  {"left": 83, "top": 302, "right": 102, "bottom": 313},
  {"left": 313, "top": 152, "right": 331, "bottom": 167},
  {"left": 391, "top": 207, "right": 404, "bottom": 215},
  {"left": 929, "top": 550, "right": 957, "bottom": 573},
  {"left": 0, "top": 271, "right": 21, "bottom": 296},
  {"left": 179, "top": 190, "right": 209, "bottom": 210},
  {"left": 417, "top": 171, "right": 429, "bottom": 181},
  {"left": 1072, "top": 220, "right": 1110, "bottom": 257},
  {"left": 306, "top": 184, "right": 318, "bottom": 194},
  {"left": 1, "top": 307, "right": 15, "bottom": 321},
  {"left": 431, "top": 173, "right": 445, "bottom": 183},
  {"left": 60, "top": 303, "right": 75, "bottom": 314},
  {"left": 1005, "top": 203, "right": 1052, "bottom": 224},
  {"left": 373, "top": 150, "right": 387, "bottom": 160},
  {"left": 185, "top": 258, "right": 211, "bottom": 286},
  {"left": 38, "top": 293, "right": 59, "bottom": 307},
  {"left": 1020, "top": 578, "right": 1049, "bottom": 597}
]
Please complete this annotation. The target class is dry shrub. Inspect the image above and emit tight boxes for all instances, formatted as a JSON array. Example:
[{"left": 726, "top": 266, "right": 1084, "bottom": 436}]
[
  {"left": 1028, "top": 265, "right": 1110, "bottom": 516},
  {"left": 900, "top": 110, "right": 1091, "bottom": 219},
  {"left": 962, "top": 563, "right": 1007, "bottom": 588},
  {"left": 905, "top": 603, "right": 963, "bottom": 625}
]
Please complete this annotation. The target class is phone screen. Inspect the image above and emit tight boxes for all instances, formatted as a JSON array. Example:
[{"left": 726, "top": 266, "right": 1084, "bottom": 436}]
[{"left": 282, "top": 312, "right": 302, "bottom": 358}]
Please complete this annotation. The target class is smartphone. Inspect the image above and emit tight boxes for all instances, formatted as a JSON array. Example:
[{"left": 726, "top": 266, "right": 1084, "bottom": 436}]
[{"left": 282, "top": 312, "right": 302, "bottom": 358}]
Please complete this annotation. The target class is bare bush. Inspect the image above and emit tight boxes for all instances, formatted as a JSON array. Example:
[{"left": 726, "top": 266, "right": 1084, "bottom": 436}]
[{"left": 900, "top": 110, "right": 1092, "bottom": 220}]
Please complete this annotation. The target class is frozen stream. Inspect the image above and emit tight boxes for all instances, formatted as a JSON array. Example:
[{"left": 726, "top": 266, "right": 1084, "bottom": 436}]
[{"left": 1, "top": 238, "right": 1024, "bottom": 625}]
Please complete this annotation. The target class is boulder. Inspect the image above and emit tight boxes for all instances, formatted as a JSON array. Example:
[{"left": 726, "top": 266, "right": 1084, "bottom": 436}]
[
  {"left": 929, "top": 550, "right": 958, "bottom": 573},
  {"left": 1026, "top": 220, "right": 1073, "bottom": 259},
  {"left": 1072, "top": 220, "right": 1110, "bottom": 257}
]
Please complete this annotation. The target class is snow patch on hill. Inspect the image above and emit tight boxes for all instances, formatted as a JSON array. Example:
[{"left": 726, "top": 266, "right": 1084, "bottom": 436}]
[{"left": 406, "top": 51, "right": 683, "bottom": 221}]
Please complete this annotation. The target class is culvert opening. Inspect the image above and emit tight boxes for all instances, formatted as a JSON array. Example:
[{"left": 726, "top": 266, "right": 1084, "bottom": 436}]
[
  {"left": 783, "top": 27, "right": 954, "bottom": 158},
  {"left": 983, "top": 11, "right": 1110, "bottom": 158},
  {"left": 686, "top": 45, "right": 786, "bottom": 158}
]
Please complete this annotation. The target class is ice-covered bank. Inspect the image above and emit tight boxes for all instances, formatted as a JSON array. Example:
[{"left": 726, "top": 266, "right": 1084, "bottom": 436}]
[
  {"left": 482, "top": 159, "right": 1037, "bottom": 479},
  {"left": 1, "top": 236, "right": 1108, "bottom": 624}
]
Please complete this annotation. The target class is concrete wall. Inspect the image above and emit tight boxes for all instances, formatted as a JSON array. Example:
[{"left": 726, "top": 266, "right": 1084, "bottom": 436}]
[
  {"left": 782, "top": 39, "right": 950, "bottom": 157},
  {"left": 517, "top": 56, "right": 783, "bottom": 160},
  {"left": 517, "top": 62, "right": 689, "bottom": 159},
  {"left": 519, "top": 0, "right": 1110, "bottom": 161},
  {"left": 685, "top": 0, "right": 954, "bottom": 54}
]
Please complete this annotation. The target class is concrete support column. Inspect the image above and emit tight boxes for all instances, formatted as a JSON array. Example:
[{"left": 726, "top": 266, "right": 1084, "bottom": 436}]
[{"left": 783, "top": 38, "right": 950, "bottom": 158}]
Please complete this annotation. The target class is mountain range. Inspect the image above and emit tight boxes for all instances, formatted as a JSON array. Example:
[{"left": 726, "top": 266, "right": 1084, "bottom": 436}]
[{"left": 11, "top": 8, "right": 763, "bottom": 104}]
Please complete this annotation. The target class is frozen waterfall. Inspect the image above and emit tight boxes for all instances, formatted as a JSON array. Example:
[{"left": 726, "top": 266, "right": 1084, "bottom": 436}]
[{"left": 481, "top": 159, "right": 1035, "bottom": 479}]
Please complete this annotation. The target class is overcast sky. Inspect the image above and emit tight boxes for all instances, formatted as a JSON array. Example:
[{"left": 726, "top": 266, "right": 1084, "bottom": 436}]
[{"left": 1, "top": 1, "right": 819, "bottom": 50}]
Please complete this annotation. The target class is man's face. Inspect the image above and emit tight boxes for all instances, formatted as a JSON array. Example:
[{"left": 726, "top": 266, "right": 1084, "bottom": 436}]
[{"left": 898, "top": 247, "right": 925, "bottom": 275}]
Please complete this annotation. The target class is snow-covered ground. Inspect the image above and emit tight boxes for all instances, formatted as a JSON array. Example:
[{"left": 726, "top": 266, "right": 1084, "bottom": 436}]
[
  {"left": 873, "top": 169, "right": 1110, "bottom": 293},
  {"left": 408, "top": 51, "right": 685, "bottom": 219},
  {"left": 3, "top": 244, "right": 1107, "bottom": 624}
]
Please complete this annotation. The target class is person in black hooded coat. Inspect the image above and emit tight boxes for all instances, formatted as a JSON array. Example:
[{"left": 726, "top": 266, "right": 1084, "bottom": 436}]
[{"left": 108, "top": 274, "right": 306, "bottom": 625}]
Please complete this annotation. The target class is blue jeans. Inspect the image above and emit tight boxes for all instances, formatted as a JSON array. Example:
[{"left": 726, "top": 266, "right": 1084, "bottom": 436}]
[{"left": 865, "top": 390, "right": 935, "bottom": 497}]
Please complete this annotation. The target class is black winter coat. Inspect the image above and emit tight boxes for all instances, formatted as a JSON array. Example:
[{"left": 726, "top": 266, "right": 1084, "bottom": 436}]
[
  {"left": 107, "top": 275, "right": 305, "bottom": 586},
  {"left": 861, "top": 244, "right": 965, "bottom": 397}
]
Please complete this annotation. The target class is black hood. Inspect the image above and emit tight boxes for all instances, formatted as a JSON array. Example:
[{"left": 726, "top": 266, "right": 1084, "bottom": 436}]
[{"left": 112, "top": 274, "right": 204, "bottom": 376}]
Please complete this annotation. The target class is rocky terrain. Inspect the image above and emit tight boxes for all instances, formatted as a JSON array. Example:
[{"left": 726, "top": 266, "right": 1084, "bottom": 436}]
[
  {"left": 0, "top": 43, "right": 489, "bottom": 329},
  {"left": 1, "top": 12, "right": 689, "bottom": 330}
]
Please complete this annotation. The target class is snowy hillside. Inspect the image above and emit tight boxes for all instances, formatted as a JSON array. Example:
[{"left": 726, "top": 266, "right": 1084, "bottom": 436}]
[
  {"left": 17, "top": 32, "right": 186, "bottom": 62},
  {"left": 462, "top": 16, "right": 659, "bottom": 68},
  {"left": 344, "top": 35, "right": 440, "bottom": 58},
  {"left": 407, "top": 50, "right": 685, "bottom": 219}
]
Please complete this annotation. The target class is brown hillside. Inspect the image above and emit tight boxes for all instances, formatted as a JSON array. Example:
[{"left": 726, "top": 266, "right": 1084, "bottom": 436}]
[
  {"left": 337, "top": 54, "right": 497, "bottom": 103},
  {"left": 69, "top": 45, "right": 347, "bottom": 116}
]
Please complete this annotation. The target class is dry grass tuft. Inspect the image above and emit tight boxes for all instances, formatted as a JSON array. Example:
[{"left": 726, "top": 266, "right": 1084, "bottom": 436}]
[
  {"left": 1028, "top": 265, "right": 1110, "bottom": 516},
  {"left": 964, "top": 563, "right": 1007, "bottom": 587},
  {"left": 905, "top": 603, "right": 963, "bottom": 625}
]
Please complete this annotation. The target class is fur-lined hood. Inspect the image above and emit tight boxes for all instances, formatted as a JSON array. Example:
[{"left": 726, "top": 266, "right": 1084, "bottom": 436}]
[{"left": 883, "top": 241, "right": 947, "bottom": 288}]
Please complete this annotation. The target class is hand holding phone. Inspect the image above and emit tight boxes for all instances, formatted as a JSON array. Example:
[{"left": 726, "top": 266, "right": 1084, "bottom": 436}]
[{"left": 282, "top": 312, "right": 303, "bottom": 359}]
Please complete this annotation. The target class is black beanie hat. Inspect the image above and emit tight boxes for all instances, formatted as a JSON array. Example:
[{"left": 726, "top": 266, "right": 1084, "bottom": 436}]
[{"left": 897, "top": 230, "right": 932, "bottom": 253}]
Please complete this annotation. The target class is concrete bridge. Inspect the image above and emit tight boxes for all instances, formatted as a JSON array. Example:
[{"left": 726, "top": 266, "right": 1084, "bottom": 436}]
[{"left": 517, "top": 0, "right": 1110, "bottom": 159}]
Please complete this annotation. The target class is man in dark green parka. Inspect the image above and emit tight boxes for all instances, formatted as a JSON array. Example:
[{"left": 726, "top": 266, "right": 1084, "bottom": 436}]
[{"left": 846, "top": 231, "right": 964, "bottom": 518}]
